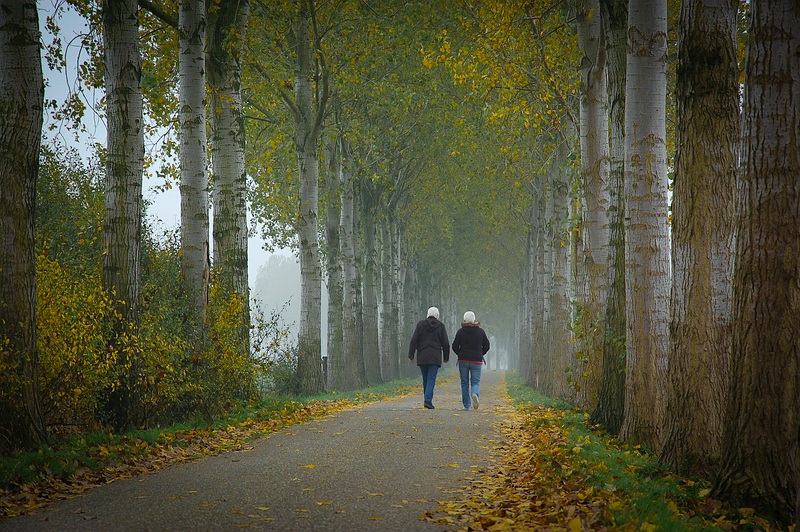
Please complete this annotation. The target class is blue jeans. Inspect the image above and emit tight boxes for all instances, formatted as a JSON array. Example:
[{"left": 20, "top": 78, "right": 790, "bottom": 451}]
[
  {"left": 459, "top": 362, "right": 482, "bottom": 408},
  {"left": 419, "top": 365, "right": 439, "bottom": 405}
]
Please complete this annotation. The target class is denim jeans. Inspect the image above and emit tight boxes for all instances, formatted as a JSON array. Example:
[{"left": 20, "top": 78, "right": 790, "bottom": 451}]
[
  {"left": 459, "top": 362, "right": 482, "bottom": 408},
  {"left": 419, "top": 365, "right": 439, "bottom": 405}
]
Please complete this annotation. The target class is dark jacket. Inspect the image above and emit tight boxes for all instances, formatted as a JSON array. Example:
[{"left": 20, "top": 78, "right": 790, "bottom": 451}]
[
  {"left": 452, "top": 322, "right": 490, "bottom": 363},
  {"left": 408, "top": 316, "right": 450, "bottom": 366}
]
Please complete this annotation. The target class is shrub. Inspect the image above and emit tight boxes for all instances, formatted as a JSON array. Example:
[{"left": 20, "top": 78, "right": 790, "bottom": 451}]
[{"left": 36, "top": 252, "right": 116, "bottom": 435}]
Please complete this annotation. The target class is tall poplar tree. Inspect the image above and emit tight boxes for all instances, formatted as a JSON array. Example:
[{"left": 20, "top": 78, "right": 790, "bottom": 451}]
[
  {"left": 660, "top": 0, "right": 738, "bottom": 475},
  {"left": 588, "top": 0, "right": 627, "bottom": 436},
  {"left": 102, "top": 0, "right": 144, "bottom": 430},
  {"left": 713, "top": 0, "right": 800, "bottom": 521},
  {"left": 0, "top": 0, "right": 47, "bottom": 448},
  {"left": 619, "top": 0, "right": 670, "bottom": 450},
  {"left": 576, "top": 0, "right": 611, "bottom": 406},
  {"left": 179, "top": 0, "right": 210, "bottom": 336},
  {"left": 285, "top": 0, "right": 328, "bottom": 394},
  {"left": 208, "top": 0, "right": 250, "bottom": 353}
]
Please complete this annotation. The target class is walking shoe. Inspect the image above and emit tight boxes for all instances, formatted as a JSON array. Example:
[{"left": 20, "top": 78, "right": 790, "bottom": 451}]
[
  {"left": 424, "top": 402, "right": 435, "bottom": 409},
  {"left": 471, "top": 393, "right": 479, "bottom": 410}
]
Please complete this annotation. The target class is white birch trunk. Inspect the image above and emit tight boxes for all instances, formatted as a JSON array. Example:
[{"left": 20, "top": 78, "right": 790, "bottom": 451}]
[
  {"left": 102, "top": 0, "right": 144, "bottom": 429},
  {"left": 179, "top": 0, "right": 209, "bottom": 328},
  {"left": 549, "top": 136, "right": 576, "bottom": 401},
  {"left": 619, "top": 0, "right": 670, "bottom": 450},
  {"left": 288, "top": 1, "right": 325, "bottom": 394},
  {"left": 208, "top": 0, "right": 250, "bottom": 352}
]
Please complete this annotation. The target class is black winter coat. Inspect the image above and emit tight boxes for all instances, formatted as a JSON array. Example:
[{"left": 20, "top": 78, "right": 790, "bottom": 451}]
[
  {"left": 451, "top": 322, "right": 490, "bottom": 363},
  {"left": 408, "top": 316, "right": 450, "bottom": 366}
]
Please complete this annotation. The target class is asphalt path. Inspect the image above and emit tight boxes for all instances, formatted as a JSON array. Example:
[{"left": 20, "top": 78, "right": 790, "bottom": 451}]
[{"left": 2, "top": 368, "right": 509, "bottom": 531}]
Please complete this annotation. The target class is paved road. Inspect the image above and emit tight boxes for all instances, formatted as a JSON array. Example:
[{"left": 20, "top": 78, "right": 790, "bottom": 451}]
[{"left": 2, "top": 369, "right": 508, "bottom": 531}]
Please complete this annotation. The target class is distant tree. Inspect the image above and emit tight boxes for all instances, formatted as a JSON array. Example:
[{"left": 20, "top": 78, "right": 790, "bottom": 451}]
[
  {"left": 338, "top": 138, "right": 364, "bottom": 389},
  {"left": 660, "top": 0, "right": 738, "bottom": 476},
  {"left": 0, "top": 0, "right": 47, "bottom": 449},
  {"left": 619, "top": 0, "right": 670, "bottom": 450},
  {"left": 323, "top": 127, "right": 344, "bottom": 390},
  {"left": 101, "top": 0, "right": 145, "bottom": 430},
  {"left": 713, "top": 0, "right": 800, "bottom": 522}
]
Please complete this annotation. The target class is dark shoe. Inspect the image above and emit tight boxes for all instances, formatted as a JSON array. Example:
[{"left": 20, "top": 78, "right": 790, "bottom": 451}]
[{"left": 424, "top": 402, "right": 435, "bottom": 409}]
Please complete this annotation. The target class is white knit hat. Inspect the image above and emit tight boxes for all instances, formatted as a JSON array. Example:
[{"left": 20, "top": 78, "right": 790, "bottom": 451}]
[
  {"left": 427, "top": 306, "right": 440, "bottom": 319},
  {"left": 463, "top": 311, "right": 476, "bottom": 323}
]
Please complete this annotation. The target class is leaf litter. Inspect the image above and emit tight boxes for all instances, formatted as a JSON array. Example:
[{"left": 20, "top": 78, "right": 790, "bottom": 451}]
[{"left": 423, "top": 375, "right": 788, "bottom": 531}]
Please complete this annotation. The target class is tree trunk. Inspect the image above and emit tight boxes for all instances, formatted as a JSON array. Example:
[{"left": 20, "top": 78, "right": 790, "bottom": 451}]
[
  {"left": 713, "top": 0, "right": 800, "bottom": 522},
  {"left": 361, "top": 194, "right": 383, "bottom": 385},
  {"left": 549, "top": 134, "right": 575, "bottom": 401},
  {"left": 577, "top": 0, "right": 611, "bottom": 408},
  {"left": 379, "top": 219, "right": 399, "bottom": 381},
  {"left": 339, "top": 141, "right": 363, "bottom": 389},
  {"left": 619, "top": 0, "right": 670, "bottom": 451},
  {"left": 0, "top": 0, "right": 47, "bottom": 449},
  {"left": 324, "top": 133, "right": 345, "bottom": 391},
  {"left": 531, "top": 189, "right": 551, "bottom": 392},
  {"left": 208, "top": 0, "right": 250, "bottom": 353},
  {"left": 589, "top": 0, "right": 627, "bottom": 435},
  {"left": 288, "top": 0, "right": 325, "bottom": 395},
  {"left": 179, "top": 0, "right": 210, "bottom": 335},
  {"left": 352, "top": 183, "right": 367, "bottom": 386},
  {"left": 660, "top": 0, "right": 738, "bottom": 476},
  {"left": 102, "top": 0, "right": 144, "bottom": 430}
]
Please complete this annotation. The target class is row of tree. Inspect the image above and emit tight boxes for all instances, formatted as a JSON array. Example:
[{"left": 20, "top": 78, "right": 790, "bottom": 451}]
[{"left": 0, "top": 0, "right": 797, "bottom": 522}]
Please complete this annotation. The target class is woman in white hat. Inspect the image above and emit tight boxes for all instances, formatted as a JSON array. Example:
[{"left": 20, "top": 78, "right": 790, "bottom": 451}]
[{"left": 451, "top": 311, "right": 490, "bottom": 410}]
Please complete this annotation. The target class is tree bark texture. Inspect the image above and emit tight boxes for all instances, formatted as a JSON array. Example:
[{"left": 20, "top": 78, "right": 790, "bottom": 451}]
[
  {"left": 589, "top": 0, "right": 628, "bottom": 436},
  {"left": 179, "top": 0, "right": 210, "bottom": 333},
  {"left": 361, "top": 195, "right": 383, "bottom": 385},
  {"left": 208, "top": 0, "right": 250, "bottom": 304},
  {"left": 0, "top": 0, "right": 47, "bottom": 449},
  {"left": 548, "top": 135, "right": 576, "bottom": 402},
  {"left": 102, "top": 0, "right": 144, "bottom": 430},
  {"left": 577, "top": 0, "right": 611, "bottom": 408},
  {"left": 339, "top": 142, "right": 363, "bottom": 389},
  {"left": 713, "top": 0, "right": 800, "bottom": 522},
  {"left": 288, "top": 0, "right": 324, "bottom": 395},
  {"left": 379, "top": 220, "right": 399, "bottom": 381},
  {"left": 660, "top": 0, "right": 738, "bottom": 476},
  {"left": 324, "top": 133, "right": 345, "bottom": 391},
  {"left": 619, "top": 0, "right": 670, "bottom": 451}
]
